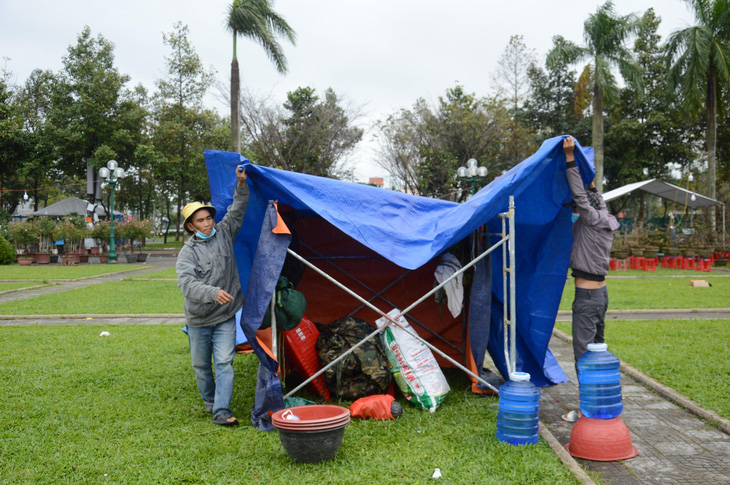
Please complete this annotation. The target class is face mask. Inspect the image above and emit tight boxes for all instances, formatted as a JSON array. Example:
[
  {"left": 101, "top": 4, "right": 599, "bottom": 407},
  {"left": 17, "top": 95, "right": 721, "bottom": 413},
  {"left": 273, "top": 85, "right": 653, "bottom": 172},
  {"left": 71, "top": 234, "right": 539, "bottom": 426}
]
[
  {"left": 196, "top": 228, "right": 216, "bottom": 240},
  {"left": 571, "top": 213, "right": 580, "bottom": 224}
]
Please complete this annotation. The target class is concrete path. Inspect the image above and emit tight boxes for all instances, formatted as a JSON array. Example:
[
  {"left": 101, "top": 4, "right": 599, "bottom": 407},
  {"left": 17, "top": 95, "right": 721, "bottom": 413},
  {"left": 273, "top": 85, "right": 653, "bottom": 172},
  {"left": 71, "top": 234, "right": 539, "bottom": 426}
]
[{"left": 541, "top": 331, "right": 730, "bottom": 484}]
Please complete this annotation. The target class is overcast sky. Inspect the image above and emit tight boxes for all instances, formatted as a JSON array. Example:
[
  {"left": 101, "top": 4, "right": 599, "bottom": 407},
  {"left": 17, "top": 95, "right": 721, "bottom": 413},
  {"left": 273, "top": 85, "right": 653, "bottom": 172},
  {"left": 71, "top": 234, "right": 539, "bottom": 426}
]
[{"left": 1, "top": 0, "right": 696, "bottom": 183}]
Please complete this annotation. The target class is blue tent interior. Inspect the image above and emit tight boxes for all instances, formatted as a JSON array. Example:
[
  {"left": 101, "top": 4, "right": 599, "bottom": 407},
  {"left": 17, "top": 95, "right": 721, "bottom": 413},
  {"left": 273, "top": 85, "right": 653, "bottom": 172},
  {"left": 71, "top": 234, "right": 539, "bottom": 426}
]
[{"left": 204, "top": 135, "right": 594, "bottom": 400}]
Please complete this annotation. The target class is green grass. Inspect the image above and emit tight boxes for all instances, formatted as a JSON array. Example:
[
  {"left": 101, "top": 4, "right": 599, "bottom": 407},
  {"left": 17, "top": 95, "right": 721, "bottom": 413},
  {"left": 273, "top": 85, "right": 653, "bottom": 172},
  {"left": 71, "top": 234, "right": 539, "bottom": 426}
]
[
  {"left": 559, "top": 277, "right": 730, "bottom": 310},
  {"left": 0, "top": 324, "right": 578, "bottom": 485},
  {"left": 143, "top": 240, "right": 183, "bottom": 250},
  {"left": 0, "top": 264, "right": 145, "bottom": 280},
  {"left": 0, "top": 281, "right": 45, "bottom": 292},
  {"left": 128, "top": 267, "right": 177, "bottom": 279},
  {"left": 0, "top": 280, "right": 183, "bottom": 314},
  {"left": 555, "top": 319, "right": 730, "bottom": 420}
]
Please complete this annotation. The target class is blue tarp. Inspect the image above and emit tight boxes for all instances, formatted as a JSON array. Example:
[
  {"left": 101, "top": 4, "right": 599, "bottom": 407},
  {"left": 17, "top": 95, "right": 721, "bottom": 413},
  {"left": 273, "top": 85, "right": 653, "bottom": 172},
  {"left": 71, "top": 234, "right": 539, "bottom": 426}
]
[{"left": 205, "top": 135, "right": 594, "bottom": 389}]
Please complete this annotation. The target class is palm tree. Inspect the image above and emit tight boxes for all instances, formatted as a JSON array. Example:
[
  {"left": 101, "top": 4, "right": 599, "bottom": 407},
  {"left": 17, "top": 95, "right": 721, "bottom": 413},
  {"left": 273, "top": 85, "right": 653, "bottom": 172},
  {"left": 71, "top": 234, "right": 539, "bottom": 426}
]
[
  {"left": 227, "top": 0, "right": 296, "bottom": 153},
  {"left": 548, "top": 1, "right": 643, "bottom": 192},
  {"left": 666, "top": 0, "right": 730, "bottom": 204}
]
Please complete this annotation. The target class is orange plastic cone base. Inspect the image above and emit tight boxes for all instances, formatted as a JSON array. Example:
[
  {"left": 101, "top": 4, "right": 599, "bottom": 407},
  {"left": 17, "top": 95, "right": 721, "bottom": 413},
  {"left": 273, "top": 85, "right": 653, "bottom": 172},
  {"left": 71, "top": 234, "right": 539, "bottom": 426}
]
[{"left": 565, "top": 417, "right": 638, "bottom": 462}]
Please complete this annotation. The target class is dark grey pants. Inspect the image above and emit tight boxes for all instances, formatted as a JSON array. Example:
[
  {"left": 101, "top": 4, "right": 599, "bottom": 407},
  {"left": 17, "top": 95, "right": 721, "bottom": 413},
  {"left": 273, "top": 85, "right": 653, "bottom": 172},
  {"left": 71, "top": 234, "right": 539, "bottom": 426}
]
[{"left": 572, "top": 286, "right": 608, "bottom": 372}]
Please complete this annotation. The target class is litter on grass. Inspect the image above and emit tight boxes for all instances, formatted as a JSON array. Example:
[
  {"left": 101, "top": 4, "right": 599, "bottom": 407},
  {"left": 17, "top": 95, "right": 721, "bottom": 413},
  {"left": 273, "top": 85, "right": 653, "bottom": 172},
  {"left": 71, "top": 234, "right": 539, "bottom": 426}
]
[
  {"left": 690, "top": 280, "right": 711, "bottom": 287},
  {"left": 99, "top": 331, "right": 110, "bottom": 337}
]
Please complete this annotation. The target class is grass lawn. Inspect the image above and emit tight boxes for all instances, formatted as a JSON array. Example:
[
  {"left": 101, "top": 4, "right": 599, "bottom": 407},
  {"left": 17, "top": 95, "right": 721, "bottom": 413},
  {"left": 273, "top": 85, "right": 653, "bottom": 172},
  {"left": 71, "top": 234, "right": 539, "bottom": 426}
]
[
  {"left": 129, "top": 267, "right": 177, "bottom": 279},
  {"left": 0, "top": 281, "right": 46, "bottom": 292},
  {"left": 555, "top": 319, "right": 730, "bottom": 420},
  {"left": 0, "top": 280, "right": 183, "bottom": 314},
  {"left": 0, "top": 264, "right": 145, "bottom": 280},
  {"left": 0, "top": 324, "right": 578, "bottom": 484},
  {"left": 559, "top": 276, "right": 730, "bottom": 310},
  {"left": 143, "top": 240, "right": 183, "bottom": 250}
]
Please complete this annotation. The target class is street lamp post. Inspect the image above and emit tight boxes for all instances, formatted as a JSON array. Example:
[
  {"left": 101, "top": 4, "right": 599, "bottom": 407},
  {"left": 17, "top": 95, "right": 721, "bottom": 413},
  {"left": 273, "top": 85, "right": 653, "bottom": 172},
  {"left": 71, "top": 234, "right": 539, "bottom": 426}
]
[
  {"left": 457, "top": 158, "right": 488, "bottom": 198},
  {"left": 98, "top": 160, "right": 125, "bottom": 263}
]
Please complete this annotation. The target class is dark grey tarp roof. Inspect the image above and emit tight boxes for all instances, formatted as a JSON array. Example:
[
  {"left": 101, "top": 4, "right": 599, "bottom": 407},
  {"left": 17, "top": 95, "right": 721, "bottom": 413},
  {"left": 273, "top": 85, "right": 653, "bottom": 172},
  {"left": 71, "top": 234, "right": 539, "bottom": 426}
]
[
  {"left": 603, "top": 179, "right": 723, "bottom": 209},
  {"left": 32, "top": 197, "right": 119, "bottom": 217}
]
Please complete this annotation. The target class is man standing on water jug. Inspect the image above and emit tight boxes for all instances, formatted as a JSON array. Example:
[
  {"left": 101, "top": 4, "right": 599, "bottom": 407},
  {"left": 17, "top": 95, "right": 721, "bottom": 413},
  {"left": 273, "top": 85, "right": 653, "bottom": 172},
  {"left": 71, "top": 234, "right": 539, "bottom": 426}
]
[{"left": 562, "top": 136, "right": 620, "bottom": 423}]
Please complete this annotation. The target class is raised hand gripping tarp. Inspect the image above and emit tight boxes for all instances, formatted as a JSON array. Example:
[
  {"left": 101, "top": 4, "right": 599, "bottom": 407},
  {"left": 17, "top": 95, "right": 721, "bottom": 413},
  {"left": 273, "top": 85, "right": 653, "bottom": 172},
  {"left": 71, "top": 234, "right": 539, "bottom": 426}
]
[{"left": 205, "top": 135, "right": 593, "bottom": 389}]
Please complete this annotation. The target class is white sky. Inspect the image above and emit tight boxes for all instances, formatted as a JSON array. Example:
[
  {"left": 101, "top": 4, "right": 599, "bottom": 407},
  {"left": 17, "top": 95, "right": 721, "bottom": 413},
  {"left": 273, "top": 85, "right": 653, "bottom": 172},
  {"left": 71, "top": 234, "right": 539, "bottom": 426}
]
[{"left": 1, "top": 0, "right": 696, "bottom": 183}]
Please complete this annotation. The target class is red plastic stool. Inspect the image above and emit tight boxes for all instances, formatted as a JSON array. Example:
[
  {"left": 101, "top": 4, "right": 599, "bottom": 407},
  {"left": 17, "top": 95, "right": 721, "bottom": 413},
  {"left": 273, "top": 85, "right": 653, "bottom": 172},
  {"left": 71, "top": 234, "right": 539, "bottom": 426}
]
[
  {"left": 641, "top": 258, "right": 656, "bottom": 272},
  {"left": 661, "top": 256, "right": 671, "bottom": 268},
  {"left": 630, "top": 257, "right": 644, "bottom": 270},
  {"left": 682, "top": 257, "right": 696, "bottom": 270},
  {"left": 614, "top": 259, "right": 627, "bottom": 271},
  {"left": 698, "top": 258, "right": 712, "bottom": 272}
]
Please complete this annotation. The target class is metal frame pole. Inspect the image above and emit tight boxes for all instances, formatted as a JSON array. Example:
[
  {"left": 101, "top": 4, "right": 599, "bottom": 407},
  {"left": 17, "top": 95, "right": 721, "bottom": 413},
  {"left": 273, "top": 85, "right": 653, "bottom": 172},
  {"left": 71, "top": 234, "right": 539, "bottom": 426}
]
[{"left": 508, "top": 196, "right": 517, "bottom": 375}]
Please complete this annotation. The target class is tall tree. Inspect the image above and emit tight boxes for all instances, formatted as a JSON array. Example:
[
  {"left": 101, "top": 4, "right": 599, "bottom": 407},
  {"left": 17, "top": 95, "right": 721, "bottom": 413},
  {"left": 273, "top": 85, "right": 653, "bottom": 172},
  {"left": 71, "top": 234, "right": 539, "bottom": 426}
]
[
  {"left": 605, "top": 8, "right": 700, "bottom": 190},
  {"left": 0, "top": 71, "right": 25, "bottom": 214},
  {"left": 50, "top": 27, "right": 134, "bottom": 181},
  {"left": 226, "top": 0, "right": 296, "bottom": 153},
  {"left": 240, "top": 86, "right": 363, "bottom": 178},
  {"left": 16, "top": 69, "right": 58, "bottom": 211},
  {"left": 523, "top": 36, "right": 585, "bottom": 139},
  {"left": 665, "top": 0, "right": 730, "bottom": 204},
  {"left": 548, "top": 1, "right": 643, "bottom": 191},
  {"left": 376, "top": 85, "right": 516, "bottom": 198},
  {"left": 493, "top": 35, "right": 537, "bottom": 112},
  {"left": 153, "top": 22, "right": 215, "bottom": 239}
]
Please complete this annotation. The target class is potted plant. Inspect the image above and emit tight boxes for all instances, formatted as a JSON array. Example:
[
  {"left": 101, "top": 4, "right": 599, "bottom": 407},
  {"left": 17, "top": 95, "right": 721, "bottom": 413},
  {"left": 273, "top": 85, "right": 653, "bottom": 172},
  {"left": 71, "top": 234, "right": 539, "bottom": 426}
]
[
  {"left": 131, "top": 219, "right": 154, "bottom": 262},
  {"left": 89, "top": 220, "right": 111, "bottom": 263},
  {"left": 115, "top": 222, "right": 137, "bottom": 263},
  {"left": 53, "top": 218, "right": 85, "bottom": 265},
  {"left": 35, "top": 217, "right": 56, "bottom": 264},
  {"left": 7, "top": 220, "right": 39, "bottom": 265}
]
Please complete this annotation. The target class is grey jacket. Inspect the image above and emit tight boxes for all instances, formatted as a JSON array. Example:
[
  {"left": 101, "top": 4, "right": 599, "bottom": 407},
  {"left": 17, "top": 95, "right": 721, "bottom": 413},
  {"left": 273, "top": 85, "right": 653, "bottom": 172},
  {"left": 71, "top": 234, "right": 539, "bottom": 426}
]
[
  {"left": 567, "top": 163, "right": 619, "bottom": 280},
  {"left": 176, "top": 184, "right": 250, "bottom": 326}
]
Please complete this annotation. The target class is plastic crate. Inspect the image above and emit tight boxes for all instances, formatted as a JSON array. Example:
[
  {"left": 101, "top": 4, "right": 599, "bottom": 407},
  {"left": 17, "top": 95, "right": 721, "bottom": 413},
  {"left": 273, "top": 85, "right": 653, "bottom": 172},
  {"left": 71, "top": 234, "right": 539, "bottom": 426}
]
[{"left": 284, "top": 316, "right": 331, "bottom": 400}]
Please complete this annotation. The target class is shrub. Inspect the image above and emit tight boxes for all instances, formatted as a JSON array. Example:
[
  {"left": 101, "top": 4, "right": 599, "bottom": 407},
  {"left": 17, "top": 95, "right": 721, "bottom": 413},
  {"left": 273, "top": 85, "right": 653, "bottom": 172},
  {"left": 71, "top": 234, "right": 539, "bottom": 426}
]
[
  {"left": 6, "top": 220, "right": 40, "bottom": 253},
  {"left": 0, "top": 235, "right": 16, "bottom": 265}
]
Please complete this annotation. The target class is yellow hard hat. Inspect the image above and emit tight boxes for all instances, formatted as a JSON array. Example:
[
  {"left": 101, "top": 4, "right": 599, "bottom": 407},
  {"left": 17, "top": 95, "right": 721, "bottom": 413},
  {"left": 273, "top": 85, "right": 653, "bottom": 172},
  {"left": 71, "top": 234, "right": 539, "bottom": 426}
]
[{"left": 182, "top": 202, "right": 216, "bottom": 231}]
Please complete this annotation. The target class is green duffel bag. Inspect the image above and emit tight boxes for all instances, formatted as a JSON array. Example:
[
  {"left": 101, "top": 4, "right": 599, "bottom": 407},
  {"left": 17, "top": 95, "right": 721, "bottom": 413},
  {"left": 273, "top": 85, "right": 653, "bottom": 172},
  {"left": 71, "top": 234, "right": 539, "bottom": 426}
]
[{"left": 261, "top": 276, "right": 306, "bottom": 331}]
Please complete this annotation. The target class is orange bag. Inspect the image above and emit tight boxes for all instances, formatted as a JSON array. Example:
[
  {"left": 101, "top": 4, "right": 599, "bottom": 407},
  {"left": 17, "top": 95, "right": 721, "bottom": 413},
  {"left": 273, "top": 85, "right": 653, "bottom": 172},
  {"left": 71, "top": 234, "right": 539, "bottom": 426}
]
[{"left": 349, "top": 394, "right": 402, "bottom": 420}]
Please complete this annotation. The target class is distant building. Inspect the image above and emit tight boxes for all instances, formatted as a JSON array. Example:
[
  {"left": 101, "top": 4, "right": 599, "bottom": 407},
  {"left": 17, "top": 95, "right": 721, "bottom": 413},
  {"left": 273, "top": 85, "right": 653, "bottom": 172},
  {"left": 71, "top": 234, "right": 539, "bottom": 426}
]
[{"left": 368, "top": 177, "right": 384, "bottom": 188}]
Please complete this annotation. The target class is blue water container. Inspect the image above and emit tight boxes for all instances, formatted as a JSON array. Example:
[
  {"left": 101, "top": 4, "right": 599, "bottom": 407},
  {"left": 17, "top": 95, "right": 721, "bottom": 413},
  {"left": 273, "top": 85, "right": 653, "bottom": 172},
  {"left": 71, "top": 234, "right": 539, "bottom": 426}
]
[
  {"left": 577, "top": 343, "right": 622, "bottom": 419},
  {"left": 496, "top": 372, "right": 541, "bottom": 445}
]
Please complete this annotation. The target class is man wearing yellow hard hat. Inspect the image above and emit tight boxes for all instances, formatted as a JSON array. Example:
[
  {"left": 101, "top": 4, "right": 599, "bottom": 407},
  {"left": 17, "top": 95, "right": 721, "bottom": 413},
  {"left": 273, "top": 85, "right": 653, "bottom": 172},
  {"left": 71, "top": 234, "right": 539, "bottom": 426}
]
[{"left": 176, "top": 164, "right": 249, "bottom": 426}]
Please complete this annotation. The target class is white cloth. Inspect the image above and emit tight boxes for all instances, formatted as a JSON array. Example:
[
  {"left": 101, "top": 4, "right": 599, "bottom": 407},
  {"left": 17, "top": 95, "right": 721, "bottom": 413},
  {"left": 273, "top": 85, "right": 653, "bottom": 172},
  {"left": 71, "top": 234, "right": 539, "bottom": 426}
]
[{"left": 433, "top": 253, "right": 463, "bottom": 318}]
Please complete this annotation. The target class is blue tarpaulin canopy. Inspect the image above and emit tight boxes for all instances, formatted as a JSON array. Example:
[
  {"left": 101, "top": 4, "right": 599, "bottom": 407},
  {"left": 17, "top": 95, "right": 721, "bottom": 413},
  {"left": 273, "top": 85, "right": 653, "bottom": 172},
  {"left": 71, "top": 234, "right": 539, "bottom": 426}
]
[{"left": 205, "top": 135, "right": 594, "bottom": 398}]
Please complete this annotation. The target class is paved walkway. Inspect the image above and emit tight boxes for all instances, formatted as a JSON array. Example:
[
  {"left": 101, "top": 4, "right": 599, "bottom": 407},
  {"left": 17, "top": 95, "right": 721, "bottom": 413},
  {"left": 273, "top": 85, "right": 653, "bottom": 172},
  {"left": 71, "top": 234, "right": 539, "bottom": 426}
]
[{"left": 541, "top": 331, "right": 730, "bottom": 484}]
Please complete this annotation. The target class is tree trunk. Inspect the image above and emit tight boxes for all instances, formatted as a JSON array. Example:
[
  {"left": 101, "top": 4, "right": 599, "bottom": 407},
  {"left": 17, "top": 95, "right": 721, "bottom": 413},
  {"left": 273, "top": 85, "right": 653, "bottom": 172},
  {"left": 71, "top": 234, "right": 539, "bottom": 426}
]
[
  {"left": 231, "top": 34, "right": 241, "bottom": 154},
  {"left": 592, "top": 83, "right": 604, "bottom": 192},
  {"left": 706, "top": 72, "right": 717, "bottom": 229}
]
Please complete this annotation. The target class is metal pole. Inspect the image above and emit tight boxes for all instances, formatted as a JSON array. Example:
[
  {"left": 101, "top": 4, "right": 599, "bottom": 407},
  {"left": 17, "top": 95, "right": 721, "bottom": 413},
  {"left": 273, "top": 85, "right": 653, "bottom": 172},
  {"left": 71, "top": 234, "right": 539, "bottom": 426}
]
[
  {"left": 270, "top": 292, "right": 277, "bottom": 362},
  {"left": 108, "top": 179, "right": 117, "bottom": 263},
  {"left": 502, "top": 215, "right": 510, "bottom": 375},
  {"left": 508, "top": 195, "right": 517, "bottom": 375}
]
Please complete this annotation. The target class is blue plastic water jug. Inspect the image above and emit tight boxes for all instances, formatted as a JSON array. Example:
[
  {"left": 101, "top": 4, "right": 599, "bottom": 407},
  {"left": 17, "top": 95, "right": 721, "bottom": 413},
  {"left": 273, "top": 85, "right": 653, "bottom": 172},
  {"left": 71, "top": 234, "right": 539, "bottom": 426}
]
[
  {"left": 496, "top": 372, "right": 541, "bottom": 445},
  {"left": 577, "top": 343, "right": 622, "bottom": 419}
]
